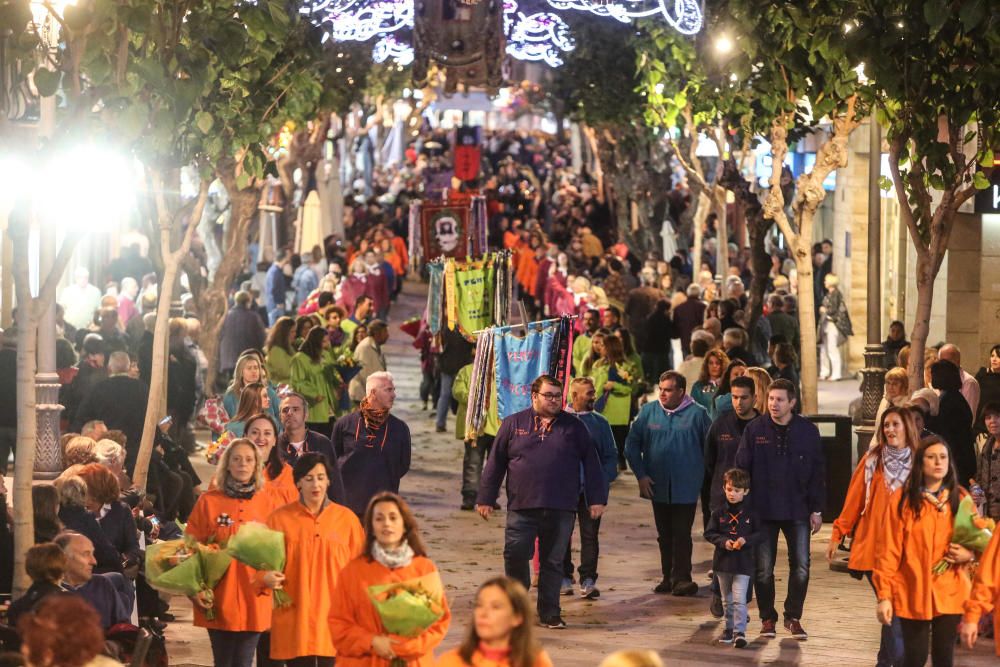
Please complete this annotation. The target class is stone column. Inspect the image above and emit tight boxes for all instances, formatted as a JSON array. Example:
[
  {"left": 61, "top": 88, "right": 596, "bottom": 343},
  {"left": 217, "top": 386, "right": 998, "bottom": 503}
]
[{"left": 33, "top": 225, "right": 63, "bottom": 479}]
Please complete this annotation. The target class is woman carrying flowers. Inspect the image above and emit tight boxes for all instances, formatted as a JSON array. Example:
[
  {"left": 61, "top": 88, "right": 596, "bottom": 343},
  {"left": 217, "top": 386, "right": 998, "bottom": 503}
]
[
  {"left": 873, "top": 437, "right": 977, "bottom": 667},
  {"left": 263, "top": 453, "right": 365, "bottom": 667},
  {"left": 589, "top": 334, "right": 638, "bottom": 471},
  {"left": 330, "top": 492, "right": 451, "bottom": 666},
  {"left": 436, "top": 577, "right": 551, "bottom": 667},
  {"left": 186, "top": 438, "right": 274, "bottom": 667}
]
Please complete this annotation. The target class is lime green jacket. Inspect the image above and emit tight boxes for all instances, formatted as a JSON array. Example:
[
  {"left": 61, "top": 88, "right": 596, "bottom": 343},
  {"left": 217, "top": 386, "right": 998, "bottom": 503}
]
[
  {"left": 265, "top": 346, "right": 294, "bottom": 385},
  {"left": 589, "top": 359, "right": 639, "bottom": 426},
  {"left": 290, "top": 352, "right": 334, "bottom": 424},
  {"left": 453, "top": 362, "right": 500, "bottom": 440},
  {"left": 572, "top": 334, "right": 593, "bottom": 377}
]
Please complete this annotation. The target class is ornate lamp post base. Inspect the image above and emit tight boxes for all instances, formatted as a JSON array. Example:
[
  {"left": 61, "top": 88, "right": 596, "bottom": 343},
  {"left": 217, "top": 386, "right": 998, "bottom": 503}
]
[{"left": 33, "top": 373, "right": 63, "bottom": 480}]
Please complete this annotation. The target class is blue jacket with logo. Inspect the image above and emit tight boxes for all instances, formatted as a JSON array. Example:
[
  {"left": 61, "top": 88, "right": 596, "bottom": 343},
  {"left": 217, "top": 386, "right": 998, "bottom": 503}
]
[
  {"left": 624, "top": 396, "right": 711, "bottom": 504},
  {"left": 734, "top": 413, "right": 825, "bottom": 522}
]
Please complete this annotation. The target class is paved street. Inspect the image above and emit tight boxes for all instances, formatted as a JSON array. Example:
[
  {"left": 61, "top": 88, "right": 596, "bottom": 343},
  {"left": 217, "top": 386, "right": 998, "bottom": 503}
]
[{"left": 166, "top": 282, "right": 997, "bottom": 666}]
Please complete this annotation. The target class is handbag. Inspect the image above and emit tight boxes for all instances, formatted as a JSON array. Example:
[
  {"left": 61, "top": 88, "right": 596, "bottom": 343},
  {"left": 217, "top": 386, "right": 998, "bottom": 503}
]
[{"left": 196, "top": 397, "right": 229, "bottom": 433}]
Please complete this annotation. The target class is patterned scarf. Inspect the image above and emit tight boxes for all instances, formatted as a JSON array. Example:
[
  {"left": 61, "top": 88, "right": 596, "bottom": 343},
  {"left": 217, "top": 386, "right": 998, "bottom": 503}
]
[
  {"left": 862, "top": 444, "right": 912, "bottom": 515},
  {"left": 360, "top": 396, "right": 389, "bottom": 433},
  {"left": 371, "top": 541, "right": 415, "bottom": 569},
  {"left": 223, "top": 476, "right": 256, "bottom": 500}
]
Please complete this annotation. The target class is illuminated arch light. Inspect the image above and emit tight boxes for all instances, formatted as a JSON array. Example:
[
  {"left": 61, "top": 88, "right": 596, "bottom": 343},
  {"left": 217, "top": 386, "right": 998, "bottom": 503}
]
[
  {"left": 505, "top": 9, "right": 575, "bottom": 68},
  {"left": 543, "top": 0, "right": 702, "bottom": 34},
  {"left": 372, "top": 34, "right": 415, "bottom": 65},
  {"left": 302, "top": 0, "right": 413, "bottom": 42}
]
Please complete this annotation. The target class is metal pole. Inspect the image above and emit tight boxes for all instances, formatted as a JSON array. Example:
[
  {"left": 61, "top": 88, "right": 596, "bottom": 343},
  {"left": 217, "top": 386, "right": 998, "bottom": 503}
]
[{"left": 856, "top": 119, "right": 886, "bottom": 455}]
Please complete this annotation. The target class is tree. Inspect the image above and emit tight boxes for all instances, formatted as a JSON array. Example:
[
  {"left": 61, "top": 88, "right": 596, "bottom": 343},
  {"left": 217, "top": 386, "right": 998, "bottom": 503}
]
[{"left": 848, "top": 1, "right": 999, "bottom": 388}]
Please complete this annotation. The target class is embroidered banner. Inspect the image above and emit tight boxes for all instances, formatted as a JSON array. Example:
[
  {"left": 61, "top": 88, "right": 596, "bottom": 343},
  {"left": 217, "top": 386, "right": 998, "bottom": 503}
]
[
  {"left": 456, "top": 262, "right": 494, "bottom": 339},
  {"left": 493, "top": 321, "right": 558, "bottom": 419}
]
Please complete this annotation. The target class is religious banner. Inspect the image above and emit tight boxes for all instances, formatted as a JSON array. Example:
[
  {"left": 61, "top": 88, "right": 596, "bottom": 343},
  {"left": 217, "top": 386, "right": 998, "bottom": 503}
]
[
  {"left": 455, "top": 260, "right": 495, "bottom": 338},
  {"left": 493, "top": 321, "right": 558, "bottom": 419},
  {"left": 454, "top": 126, "right": 482, "bottom": 181},
  {"left": 422, "top": 203, "right": 471, "bottom": 260}
]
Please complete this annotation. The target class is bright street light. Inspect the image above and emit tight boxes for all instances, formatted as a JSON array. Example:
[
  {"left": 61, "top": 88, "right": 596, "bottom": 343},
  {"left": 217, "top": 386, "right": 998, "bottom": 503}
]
[
  {"left": 33, "top": 146, "right": 139, "bottom": 231},
  {"left": 714, "top": 35, "right": 733, "bottom": 55}
]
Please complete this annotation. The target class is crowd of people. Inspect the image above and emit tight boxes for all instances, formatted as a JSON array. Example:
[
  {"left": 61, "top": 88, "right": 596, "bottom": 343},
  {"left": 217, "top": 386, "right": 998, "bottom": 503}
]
[{"left": 1, "top": 125, "right": 999, "bottom": 667}]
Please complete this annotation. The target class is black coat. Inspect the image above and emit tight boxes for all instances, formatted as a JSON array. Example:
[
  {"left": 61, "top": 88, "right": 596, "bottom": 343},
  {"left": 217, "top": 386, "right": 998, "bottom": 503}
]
[
  {"left": 72, "top": 375, "right": 149, "bottom": 473},
  {"left": 59, "top": 362, "right": 108, "bottom": 427},
  {"left": 673, "top": 299, "right": 706, "bottom": 356},
  {"left": 97, "top": 501, "right": 141, "bottom": 568},
  {"left": 929, "top": 390, "right": 976, "bottom": 484},
  {"left": 704, "top": 498, "right": 762, "bottom": 576},
  {"left": 6, "top": 581, "right": 63, "bottom": 629},
  {"left": 974, "top": 367, "right": 1000, "bottom": 433},
  {"left": 167, "top": 342, "right": 197, "bottom": 425},
  {"left": 58, "top": 505, "right": 122, "bottom": 573},
  {"left": 0, "top": 347, "right": 16, "bottom": 428}
]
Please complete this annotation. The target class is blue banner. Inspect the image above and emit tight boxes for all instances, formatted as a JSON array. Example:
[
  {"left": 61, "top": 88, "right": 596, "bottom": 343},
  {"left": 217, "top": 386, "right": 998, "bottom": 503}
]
[{"left": 493, "top": 322, "right": 557, "bottom": 419}]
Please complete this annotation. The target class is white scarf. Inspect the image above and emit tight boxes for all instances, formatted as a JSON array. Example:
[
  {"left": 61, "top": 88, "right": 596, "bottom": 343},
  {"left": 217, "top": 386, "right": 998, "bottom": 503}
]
[
  {"left": 862, "top": 444, "right": 912, "bottom": 515},
  {"left": 371, "top": 541, "right": 415, "bottom": 569}
]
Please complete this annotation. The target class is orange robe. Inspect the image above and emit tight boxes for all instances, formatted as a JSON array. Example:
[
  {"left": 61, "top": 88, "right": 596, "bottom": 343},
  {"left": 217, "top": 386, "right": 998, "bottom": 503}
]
[
  {"left": 391, "top": 236, "right": 409, "bottom": 271},
  {"left": 261, "top": 464, "right": 298, "bottom": 510},
  {"left": 831, "top": 452, "right": 899, "bottom": 572},
  {"left": 266, "top": 501, "right": 366, "bottom": 660},
  {"left": 435, "top": 648, "right": 553, "bottom": 667},
  {"left": 873, "top": 489, "right": 972, "bottom": 620},
  {"left": 963, "top": 528, "right": 1000, "bottom": 655},
  {"left": 329, "top": 555, "right": 451, "bottom": 666},
  {"left": 185, "top": 489, "right": 273, "bottom": 632}
]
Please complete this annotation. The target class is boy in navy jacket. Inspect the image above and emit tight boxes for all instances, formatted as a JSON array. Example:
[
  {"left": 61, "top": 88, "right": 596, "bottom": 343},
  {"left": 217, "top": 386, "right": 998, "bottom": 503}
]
[{"left": 704, "top": 468, "right": 761, "bottom": 648}]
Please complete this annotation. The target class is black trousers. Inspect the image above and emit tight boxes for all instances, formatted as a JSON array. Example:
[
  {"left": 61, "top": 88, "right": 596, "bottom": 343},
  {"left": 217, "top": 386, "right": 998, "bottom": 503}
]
[
  {"left": 610, "top": 425, "right": 628, "bottom": 468},
  {"left": 651, "top": 502, "right": 696, "bottom": 584},
  {"left": 562, "top": 494, "right": 603, "bottom": 582},
  {"left": 898, "top": 614, "right": 960, "bottom": 667}
]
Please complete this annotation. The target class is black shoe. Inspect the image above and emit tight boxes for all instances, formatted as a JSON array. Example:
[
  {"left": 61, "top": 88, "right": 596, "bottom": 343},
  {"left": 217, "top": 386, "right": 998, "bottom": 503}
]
[
  {"left": 672, "top": 580, "right": 698, "bottom": 597},
  {"left": 156, "top": 612, "right": 176, "bottom": 622},
  {"left": 734, "top": 633, "right": 748, "bottom": 649},
  {"left": 719, "top": 629, "right": 735, "bottom": 644},
  {"left": 435, "top": 426, "right": 447, "bottom": 433},
  {"left": 653, "top": 580, "right": 672, "bottom": 594},
  {"left": 710, "top": 594, "right": 724, "bottom": 618},
  {"left": 460, "top": 501, "right": 474, "bottom": 511},
  {"left": 538, "top": 616, "right": 567, "bottom": 629}
]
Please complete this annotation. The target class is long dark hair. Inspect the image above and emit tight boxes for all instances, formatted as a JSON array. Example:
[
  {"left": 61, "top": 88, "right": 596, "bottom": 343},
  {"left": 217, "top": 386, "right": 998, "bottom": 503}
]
[
  {"left": 458, "top": 577, "right": 541, "bottom": 667},
  {"left": 299, "top": 327, "right": 327, "bottom": 362},
  {"left": 717, "top": 359, "right": 748, "bottom": 395},
  {"left": 899, "top": 436, "right": 960, "bottom": 519},
  {"left": 362, "top": 492, "right": 427, "bottom": 559},
  {"left": 245, "top": 412, "right": 283, "bottom": 480},
  {"left": 265, "top": 317, "right": 295, "bottom": 355}
]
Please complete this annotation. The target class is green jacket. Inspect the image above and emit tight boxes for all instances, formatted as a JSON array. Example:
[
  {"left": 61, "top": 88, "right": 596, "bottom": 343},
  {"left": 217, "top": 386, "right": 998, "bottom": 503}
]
[
  {"left": 572, "top": 334, "right": 593, "bottom": 377},
  {"left": 289, "top": 352, "right": 334, "bottom": 424},
  {"left": 265, "top": 346, "right": 294, "bottom": 385},
  {"left": 589, "top": 359, "right": 639, "bottom": 426}
]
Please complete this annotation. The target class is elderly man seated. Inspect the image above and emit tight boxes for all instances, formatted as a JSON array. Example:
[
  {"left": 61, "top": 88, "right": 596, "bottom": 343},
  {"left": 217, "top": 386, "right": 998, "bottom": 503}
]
[{"left": 55, "top": 531, "right": 131, "bottom": 630}]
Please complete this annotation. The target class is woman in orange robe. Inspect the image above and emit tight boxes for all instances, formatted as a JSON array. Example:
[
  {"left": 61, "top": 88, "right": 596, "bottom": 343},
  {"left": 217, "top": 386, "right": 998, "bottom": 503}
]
[
  {"left": 826, "top": 406, "right": 918, "bottom": 665},
  {"left": 873, "top": 437, "right": 976, "bottom": 667},
  {"left": 329, "top": 492, "right": 451, "bottom": 666},
  {"left": 960, "top": 528, "right": 1000, "bottom": 656},
  {"left": 246, "top": 412, "right": 298, "bottom": 511},
  {"left": 436, "top": 577, "right": 552, "bottom": 667},
  {"left": 263, "top": 452, "right": 365, "bottom": 667},
  {"left": 185, "top": 438, "right": 273, "bottom": 667}
]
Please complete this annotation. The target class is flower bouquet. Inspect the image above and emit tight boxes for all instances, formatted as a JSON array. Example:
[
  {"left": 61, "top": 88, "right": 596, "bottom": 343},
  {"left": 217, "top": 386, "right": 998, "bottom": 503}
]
[
  {"left": 206, "top": 430, "right": 236, "bottom": 465},
  {"left": 226, "top": 522, "right": 291, "bottom": 607},
  {"left": 932, "top": 495, "right": 995, "bottom": 575},
  {"left": 145, "top": 538, "right": 233, "bottom": 620},
  {"left": 367, "top": 570, "right": 445, "bottom": 640},
  {"left": 335, "top": 353, "right": 361, "bottom": 383}
]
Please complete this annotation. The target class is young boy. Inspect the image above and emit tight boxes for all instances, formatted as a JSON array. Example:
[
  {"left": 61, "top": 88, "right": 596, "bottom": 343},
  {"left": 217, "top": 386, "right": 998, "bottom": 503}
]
[{"left": 704, "top": 468, "right": 761, "bottom": 648}]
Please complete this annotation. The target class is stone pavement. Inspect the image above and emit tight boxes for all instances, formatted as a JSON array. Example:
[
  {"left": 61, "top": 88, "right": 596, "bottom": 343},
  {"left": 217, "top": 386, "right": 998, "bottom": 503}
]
[{"left": 165, "top": 282, "right": 996, "bottom": 666}]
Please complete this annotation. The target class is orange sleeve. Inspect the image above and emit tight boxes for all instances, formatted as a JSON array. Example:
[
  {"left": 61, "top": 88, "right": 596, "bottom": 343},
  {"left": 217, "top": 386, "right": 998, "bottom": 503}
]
[
  {"left": 873, "top": 489, "right": 905, "bottom": 603},
  {"left": 391, "top": 562, "right": 451, "bottom": 660},
  {"left": 964, "top": 529, "right": 1000, "bottom": 624},
  {"left": 185, "top": 493, "right": 216, "bottom": 543},
  {"left": 329, "top": 560, "right": 378, "bottom": 658},
  {"left": 831, "top": 453, "right": 870, "bottom": 543},
  {"left": 535, "top": 650, "right": 554, "bottom": 667},
  {"left": 433, "top": 650, "right": 464, "bottom": 667}
]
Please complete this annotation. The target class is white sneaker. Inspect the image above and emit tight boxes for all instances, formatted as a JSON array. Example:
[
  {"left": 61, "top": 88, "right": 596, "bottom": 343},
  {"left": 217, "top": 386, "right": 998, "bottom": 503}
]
[{"left": 579, "top": 578, "right": 600, "bottom": 599}]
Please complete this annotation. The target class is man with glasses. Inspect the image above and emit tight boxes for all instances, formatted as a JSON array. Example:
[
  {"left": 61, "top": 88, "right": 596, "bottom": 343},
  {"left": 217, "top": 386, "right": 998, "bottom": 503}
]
[
  {"left": 625, "top": 370, "right": 711, "bottom": 597},
  {"left": 476, "top": 374, "right": 608, "bottom": 630}
]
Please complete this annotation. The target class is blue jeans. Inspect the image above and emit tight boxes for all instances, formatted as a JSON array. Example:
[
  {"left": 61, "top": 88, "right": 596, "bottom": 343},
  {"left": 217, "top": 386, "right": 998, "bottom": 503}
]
[
  {"left": 435, "top": 372, "right": 456, "bottom": 430},
  {"left": 866, "top": 573, "right": 904, "bottom": 666},
  {"left": 754, "top": 519, "right": 811, "bottom": 623},
  {"left": 717, "top": 572, "right": 751, "bottom": 634},
  {"left": 208, "top": 629, "right": 261, "bottom": 667},
  {"left": 504, "top": 508, "right": 575, "bottom": 620},
  {"left": 267, "top": 306, "right": 285, "bottom": 327}
]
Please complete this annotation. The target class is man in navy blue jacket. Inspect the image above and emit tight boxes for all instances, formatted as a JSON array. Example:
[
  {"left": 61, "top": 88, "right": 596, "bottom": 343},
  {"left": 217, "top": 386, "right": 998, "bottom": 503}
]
[
  {"left": 735, "top": 378, "right": 825, "bottom": 641},
  {"left": 477, "top": 374, "right": 608, "bottom": 629}
]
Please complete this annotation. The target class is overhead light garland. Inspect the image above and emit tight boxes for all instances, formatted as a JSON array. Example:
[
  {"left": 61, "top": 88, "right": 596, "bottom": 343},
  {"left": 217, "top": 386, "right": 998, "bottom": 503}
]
[{"left": 372, "top": 34, "right": 415, "bottom": 66}]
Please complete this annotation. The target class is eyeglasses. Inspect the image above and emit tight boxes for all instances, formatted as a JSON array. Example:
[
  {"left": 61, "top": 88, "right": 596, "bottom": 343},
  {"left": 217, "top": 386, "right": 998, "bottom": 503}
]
[{"left": 535, "top": 392, "right": 562, "bottom": 401}]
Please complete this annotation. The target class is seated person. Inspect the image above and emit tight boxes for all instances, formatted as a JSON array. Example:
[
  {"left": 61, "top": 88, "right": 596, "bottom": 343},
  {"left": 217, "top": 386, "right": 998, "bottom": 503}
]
[
  {"left": 6, "top": 543, "right": 67, "bottom": 630},
  {"left": 53, "top": 531, "right": 130, "bottom": 630}
]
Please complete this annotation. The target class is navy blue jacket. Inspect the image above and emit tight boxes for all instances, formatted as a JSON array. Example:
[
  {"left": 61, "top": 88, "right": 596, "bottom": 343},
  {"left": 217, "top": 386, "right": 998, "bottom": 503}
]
[
  {"left": 705, "top": 411, "right": 758, "bottom": 512},
  {"left": 477, "top": 407, "right": 608, "bottom": 512},
  {"left": 703, "top": 498, "right": 762, "bottom": 576},
  {"left": 334, "top": 412, "right": 411, "bottom": 516},
  {"left": 734, "top": 414, "right": 825, "bottom": 522}
]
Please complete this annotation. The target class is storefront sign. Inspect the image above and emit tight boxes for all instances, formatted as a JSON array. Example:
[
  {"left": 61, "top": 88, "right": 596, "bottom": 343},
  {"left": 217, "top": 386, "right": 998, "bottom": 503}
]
[{"left": 975, "top": 169, "right": 1000, "bottom": 214}]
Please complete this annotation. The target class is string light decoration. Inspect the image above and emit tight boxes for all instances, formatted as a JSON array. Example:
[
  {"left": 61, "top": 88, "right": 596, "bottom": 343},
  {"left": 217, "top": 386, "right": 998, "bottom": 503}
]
[{"left": 299, "top": 0, "right": 699, "bottom": 67}]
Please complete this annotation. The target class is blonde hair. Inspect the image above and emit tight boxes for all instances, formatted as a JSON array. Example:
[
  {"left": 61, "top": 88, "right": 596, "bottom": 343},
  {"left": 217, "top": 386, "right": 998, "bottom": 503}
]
[
  {"left": 63, "top": 436, "right": 98, "bottom": 467},
  {"left": 599, "top": 651, "right": 664, "bottom": 667},
  {"left": 824, "top": 273, "right": 840, "bottom": 288},
  {"left": 213, "top": 438, "right": 264, "bottom": 492},
  {"left": 744, "top": 366, "right": 773, "bottom": 414},
  {"left": 884, "top": 367, "right": 909, "bottom": 394}
]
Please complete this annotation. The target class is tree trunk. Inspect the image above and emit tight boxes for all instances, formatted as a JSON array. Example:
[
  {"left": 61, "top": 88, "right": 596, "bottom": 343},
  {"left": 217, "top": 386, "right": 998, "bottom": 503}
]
[
  {"left": 713, "top": 185, "right": 729, "bottom": 279},
  {"left": 198, "top": 177, "right": 259, "bottom": 395},
  {"left": 906, "top": 251, "right": 935, "bottom": 389},
  {"left": 718, "top": 158, "right": 769, "bottom": 329},
  {"left": 10, "top": 222, "right": 80, "bottom": 595},
  {"left": 132, "top": 175, "right": 208, "bottom": 490}
]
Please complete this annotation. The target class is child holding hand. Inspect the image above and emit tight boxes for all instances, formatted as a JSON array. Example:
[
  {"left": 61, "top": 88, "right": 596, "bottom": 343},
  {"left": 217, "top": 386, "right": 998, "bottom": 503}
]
[{"left": 704, "top": 468, "right": 761, "bottom": 648}]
